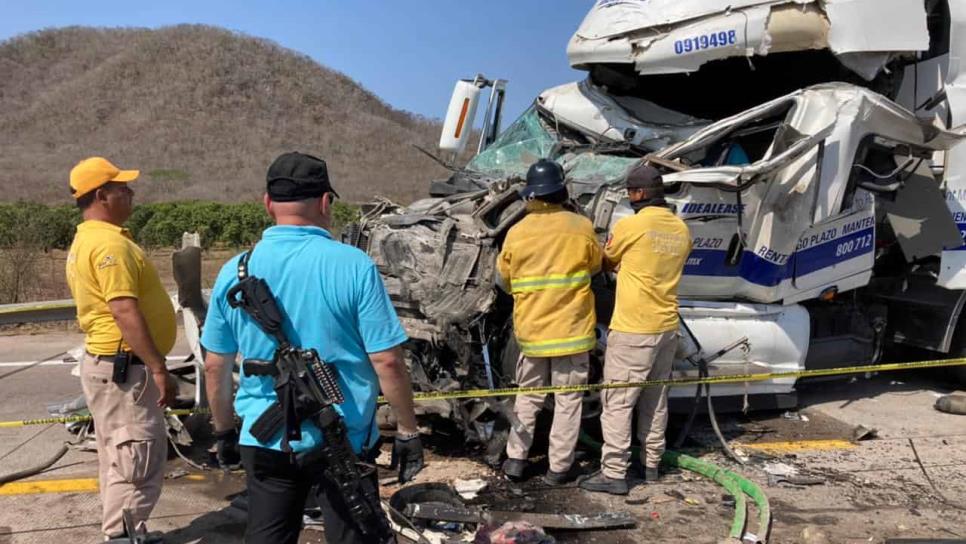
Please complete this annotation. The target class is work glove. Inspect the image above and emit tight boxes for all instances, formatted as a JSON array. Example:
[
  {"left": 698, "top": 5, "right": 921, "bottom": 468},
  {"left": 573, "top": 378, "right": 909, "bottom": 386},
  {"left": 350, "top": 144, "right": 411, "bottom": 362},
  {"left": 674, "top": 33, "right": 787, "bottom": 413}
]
[
  {"left": 214, "top": 428, "right": 241, "bottom": 468},
  {"left": 390, "top": 434, "right": 424, "bottom": 483}
]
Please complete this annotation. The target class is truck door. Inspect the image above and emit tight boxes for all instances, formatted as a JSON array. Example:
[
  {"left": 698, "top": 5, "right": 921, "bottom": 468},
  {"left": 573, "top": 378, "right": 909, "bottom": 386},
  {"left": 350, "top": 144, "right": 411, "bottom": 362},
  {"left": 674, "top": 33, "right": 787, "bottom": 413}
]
[
  {"left": 787, "top": 190, "right": 876, "bottom": 303},
  {"left": 932, "top": 0, "right": 966, "bottom": 287}
]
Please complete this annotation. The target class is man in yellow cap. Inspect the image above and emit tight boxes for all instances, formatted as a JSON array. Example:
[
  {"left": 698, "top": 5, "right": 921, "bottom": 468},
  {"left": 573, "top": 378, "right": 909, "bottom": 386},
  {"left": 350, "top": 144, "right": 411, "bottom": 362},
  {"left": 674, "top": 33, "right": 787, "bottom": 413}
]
[{"left": 64, "top": 157, "right": 177, "bottom": 541}]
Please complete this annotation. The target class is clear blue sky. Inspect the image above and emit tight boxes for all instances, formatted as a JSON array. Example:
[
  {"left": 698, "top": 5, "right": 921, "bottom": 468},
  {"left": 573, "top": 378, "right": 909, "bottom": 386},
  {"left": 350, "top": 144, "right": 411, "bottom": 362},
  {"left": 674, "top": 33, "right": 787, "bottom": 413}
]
[{"left": 1, "top": 0, "right": 596, "bottom": 124}]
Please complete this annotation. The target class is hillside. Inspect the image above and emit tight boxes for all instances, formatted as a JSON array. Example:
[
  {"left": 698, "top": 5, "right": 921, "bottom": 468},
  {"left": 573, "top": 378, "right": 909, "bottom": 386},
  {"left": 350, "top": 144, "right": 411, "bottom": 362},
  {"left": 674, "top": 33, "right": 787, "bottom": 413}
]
[{"left": 0, "top": 25, "right": 454, "bottom": 204}]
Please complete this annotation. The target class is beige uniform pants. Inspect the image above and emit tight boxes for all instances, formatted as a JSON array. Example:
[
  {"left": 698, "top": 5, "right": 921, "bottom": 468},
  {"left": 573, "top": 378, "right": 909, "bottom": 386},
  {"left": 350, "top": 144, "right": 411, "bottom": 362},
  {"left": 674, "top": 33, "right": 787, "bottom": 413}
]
[
  {"left": 81, "top": 354, "right": 168, "bottom": 538},
  {"left": 600, "top": 330, "right": 677, "bottom": 479},
  {"left": 505, "top": 352, "right": 589, "bottom": 473}
]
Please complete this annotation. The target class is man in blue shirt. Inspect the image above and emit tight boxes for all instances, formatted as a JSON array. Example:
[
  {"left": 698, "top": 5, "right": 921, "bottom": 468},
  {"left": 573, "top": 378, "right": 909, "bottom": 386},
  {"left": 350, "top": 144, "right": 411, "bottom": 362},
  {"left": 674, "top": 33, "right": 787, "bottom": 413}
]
[{"left": 202, "top": 152, "right": 423, "bottom": 544}]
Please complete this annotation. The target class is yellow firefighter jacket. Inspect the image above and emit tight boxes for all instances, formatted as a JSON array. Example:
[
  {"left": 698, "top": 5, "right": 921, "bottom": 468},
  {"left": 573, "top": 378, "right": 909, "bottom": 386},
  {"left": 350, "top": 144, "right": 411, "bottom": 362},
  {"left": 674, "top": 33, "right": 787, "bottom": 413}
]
[{"left": 497, "top": 201, "right": 602, "bottom": 357}]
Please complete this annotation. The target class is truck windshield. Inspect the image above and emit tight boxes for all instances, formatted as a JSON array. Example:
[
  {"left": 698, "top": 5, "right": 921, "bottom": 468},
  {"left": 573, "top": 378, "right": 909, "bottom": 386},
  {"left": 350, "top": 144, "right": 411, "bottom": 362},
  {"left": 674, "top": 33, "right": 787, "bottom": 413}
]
[
  {"left": 466, "top": 107, "right": 556, "bottom": 178},
  {"left": 466, "top": 107, "right": 640, "bottom": 188}
]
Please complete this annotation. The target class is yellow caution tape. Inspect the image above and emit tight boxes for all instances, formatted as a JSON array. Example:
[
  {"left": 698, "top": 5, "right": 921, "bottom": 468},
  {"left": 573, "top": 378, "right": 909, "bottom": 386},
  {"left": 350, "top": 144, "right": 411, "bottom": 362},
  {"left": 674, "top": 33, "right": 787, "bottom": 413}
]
[
  {"left": 0, "top": 407, "right": 206, "bottom": 429},
  {"left": 380, "top": 356, "right": 966, "bottom": 403},
  {"left": 2, "top": 357, "right": 964, "bottom": 428}
]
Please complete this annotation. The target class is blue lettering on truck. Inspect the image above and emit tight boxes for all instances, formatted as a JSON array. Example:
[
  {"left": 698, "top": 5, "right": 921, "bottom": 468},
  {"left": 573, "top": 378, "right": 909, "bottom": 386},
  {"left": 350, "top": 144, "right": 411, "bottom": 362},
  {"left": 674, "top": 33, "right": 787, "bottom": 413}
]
[
  {"left": 681, "top": 202, "right": 745, "bottom": 215},
  {"left": 684, "top": 226, "right": 875, "bottom": 287},
  {"left": 674, "top": 30, "right": 737, "bottom": 55}
]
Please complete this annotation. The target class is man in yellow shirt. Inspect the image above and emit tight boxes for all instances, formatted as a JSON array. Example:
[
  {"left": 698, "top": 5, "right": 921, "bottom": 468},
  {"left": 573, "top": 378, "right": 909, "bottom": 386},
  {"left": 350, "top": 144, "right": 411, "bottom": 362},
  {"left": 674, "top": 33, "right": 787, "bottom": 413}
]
[
  {"left": 498, "top": 159, "right": 602, "bottom": 485},
  {"left": 64, "top": 157, "right": 177, "bottom": 541},
  {"left": 579, "top": 163, "right": 691, "bottom": 495}
]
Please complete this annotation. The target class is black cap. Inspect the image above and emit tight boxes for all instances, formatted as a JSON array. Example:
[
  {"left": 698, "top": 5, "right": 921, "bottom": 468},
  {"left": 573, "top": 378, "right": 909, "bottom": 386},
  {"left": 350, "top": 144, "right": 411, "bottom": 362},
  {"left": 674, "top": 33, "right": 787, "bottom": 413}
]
[
  {"left": 624, "top": 163, "right": 663, "bottom": 190},
  {"left": 266, "top": 152, "right": 340, "bottom": 202}
]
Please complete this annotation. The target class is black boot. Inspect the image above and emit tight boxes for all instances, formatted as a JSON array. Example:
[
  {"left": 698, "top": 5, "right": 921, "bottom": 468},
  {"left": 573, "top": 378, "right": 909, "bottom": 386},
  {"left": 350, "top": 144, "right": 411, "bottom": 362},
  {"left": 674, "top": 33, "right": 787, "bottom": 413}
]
[
  {"left": 577, "top": 470, "right": 629, "bottom": 495},
  {"left": 543, "top": 465, "right": 581, "bottom": 486},
  {"left": 502, "top": 458, "right": 527, "bottom": 481}
]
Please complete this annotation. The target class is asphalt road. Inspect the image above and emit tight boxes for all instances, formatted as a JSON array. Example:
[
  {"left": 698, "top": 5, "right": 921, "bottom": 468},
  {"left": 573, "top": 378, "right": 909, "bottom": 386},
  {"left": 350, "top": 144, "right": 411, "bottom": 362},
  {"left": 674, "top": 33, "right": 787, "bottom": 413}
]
[{"left": 0, "top": 331, "right": 964, "bottom": 543}]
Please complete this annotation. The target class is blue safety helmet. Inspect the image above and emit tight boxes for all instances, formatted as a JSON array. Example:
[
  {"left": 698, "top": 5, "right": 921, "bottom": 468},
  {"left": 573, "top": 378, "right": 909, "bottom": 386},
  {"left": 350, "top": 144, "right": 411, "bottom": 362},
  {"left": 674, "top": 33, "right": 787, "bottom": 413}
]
[{"left": 520, "top": 159, "right": 566, "bottom": 199}]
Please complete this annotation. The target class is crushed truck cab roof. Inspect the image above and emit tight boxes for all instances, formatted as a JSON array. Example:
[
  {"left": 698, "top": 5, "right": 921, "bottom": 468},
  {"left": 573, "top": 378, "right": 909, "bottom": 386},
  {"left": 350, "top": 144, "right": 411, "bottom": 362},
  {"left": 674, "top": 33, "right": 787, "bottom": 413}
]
[{"left": 569, "top": 0, "right": 930, "bottom": 80}]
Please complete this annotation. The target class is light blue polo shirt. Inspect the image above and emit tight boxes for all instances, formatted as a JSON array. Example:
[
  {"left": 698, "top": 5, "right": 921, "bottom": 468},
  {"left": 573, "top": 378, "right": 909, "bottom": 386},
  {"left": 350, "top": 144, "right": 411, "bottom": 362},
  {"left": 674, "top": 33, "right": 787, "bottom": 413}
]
[{"left": 201, "top": 225, "right": 408, "bottom": 454}]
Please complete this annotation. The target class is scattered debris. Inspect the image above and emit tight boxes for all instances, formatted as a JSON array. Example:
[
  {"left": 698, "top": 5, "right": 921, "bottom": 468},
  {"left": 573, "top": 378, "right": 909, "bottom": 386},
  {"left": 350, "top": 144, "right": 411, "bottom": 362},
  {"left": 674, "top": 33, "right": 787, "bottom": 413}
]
[
  {"left": 782, "top": 411, "right": 809, "bottom": 422},
  {"left": 851, "top": 425, "right": 879, "bottom": 441},
  {"left": 406, "top": 503, "right": 636, "bottom": 531},
  {"left": 455, "top": 478, "right": 488, "bottom": 500},
  {"left": 801, "top": 526, "right": 831, "bottom": 544},
  {"left": 165, "top": 468, "right": 190, "bottom": 480},
  {"left": 665, "top": 489, "right": 686, "bottom": 501},
  {"left": 935, "top": 394, "right": 966, "bottom": 415},
  {"left": 762, "top": 462, "right": 798, "bottom": 478},
  {"left": 474, "top": 521, "right": 555, "bottom": 544},
  {"left": 650, "top": 494, "right": 677, "bottom": 504},
  {"left": 763, "top": 462, "right": 824, "bottom": 487}
]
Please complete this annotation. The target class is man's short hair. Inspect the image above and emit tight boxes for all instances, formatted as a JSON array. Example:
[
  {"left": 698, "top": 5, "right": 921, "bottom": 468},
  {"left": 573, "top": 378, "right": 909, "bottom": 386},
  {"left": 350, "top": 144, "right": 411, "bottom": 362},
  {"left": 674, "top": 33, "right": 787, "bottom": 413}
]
[{"left": 75, "top": 190, "right": 96, "bottom": 210}]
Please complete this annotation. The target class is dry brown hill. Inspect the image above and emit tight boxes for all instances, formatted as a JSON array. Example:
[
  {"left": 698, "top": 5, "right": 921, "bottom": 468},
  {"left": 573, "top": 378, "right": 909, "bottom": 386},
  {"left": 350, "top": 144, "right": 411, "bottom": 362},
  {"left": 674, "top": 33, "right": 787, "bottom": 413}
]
[{"left": 0, "top": 25, "right": 452, "bottom": 204}]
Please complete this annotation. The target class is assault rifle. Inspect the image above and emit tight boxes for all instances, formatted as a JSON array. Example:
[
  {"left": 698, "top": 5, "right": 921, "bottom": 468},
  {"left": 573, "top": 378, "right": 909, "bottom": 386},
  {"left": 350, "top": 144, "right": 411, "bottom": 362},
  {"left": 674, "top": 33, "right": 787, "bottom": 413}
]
[{"left": 226, "top": 249, "right": 392, "bottom": 542}]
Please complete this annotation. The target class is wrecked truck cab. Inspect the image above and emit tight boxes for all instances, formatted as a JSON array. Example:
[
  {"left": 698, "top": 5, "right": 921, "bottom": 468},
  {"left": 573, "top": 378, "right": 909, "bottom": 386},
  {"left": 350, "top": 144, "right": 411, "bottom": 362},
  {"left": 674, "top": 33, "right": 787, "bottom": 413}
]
[
  {"left": 350, "top": 78, "right": 966, "bottom": 442},
  {"left": 345, "top": 0, "right": 966, "bottom": 441},
  {"left": 567, "top": 0, "right": 943, "bottom": 119}
]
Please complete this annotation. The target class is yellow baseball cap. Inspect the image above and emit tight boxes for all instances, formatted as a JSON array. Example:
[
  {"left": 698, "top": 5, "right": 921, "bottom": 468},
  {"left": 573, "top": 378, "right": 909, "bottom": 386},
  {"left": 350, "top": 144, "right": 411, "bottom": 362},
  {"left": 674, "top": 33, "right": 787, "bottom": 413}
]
[{"left": 69, "top": 157, "right": 140, "bottom": 199}]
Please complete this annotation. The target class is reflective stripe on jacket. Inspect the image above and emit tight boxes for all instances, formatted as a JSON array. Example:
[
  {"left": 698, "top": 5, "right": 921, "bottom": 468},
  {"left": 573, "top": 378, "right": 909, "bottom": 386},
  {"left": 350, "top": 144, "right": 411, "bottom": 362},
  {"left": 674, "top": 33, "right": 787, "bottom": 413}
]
[{"left": 498, "top": 201, "right": 602, "bottom": 357}]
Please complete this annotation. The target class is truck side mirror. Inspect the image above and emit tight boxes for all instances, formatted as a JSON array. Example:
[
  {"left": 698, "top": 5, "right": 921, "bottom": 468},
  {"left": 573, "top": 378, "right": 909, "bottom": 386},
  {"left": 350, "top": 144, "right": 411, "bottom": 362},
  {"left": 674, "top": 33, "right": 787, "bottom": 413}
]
[{"left": 439, "top": 78, "right": 484, "bottom": 154}]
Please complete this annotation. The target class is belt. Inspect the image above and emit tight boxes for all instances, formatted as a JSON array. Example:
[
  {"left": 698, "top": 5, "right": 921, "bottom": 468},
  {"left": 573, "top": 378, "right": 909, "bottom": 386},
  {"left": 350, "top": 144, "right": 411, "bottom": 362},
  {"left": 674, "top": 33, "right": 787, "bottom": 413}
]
[{"left": 86, "top": 352, "right": 144, "bottom": 365}]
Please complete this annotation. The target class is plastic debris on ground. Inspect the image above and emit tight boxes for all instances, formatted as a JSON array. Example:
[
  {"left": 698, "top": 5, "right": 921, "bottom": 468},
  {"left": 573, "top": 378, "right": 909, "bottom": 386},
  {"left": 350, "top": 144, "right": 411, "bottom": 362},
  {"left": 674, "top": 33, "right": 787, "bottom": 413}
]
[
  {"left": 165, "top": 468, "right": 190, "bottom": 480},
  {"left": 454, "top": 478, "right": 488, "bottom": 500},
  {"left": 851, "top": 425, "right": 878, "bottom": 441},
  {"left": 473, "top": 521, "right": 555, "bottom": 544}
]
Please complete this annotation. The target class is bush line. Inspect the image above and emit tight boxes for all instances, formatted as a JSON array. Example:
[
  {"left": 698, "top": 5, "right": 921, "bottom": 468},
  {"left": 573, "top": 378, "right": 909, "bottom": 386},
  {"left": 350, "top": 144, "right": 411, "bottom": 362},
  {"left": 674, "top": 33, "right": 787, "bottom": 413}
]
[{"left": 0, "top": 201, "right": 360, "bottom": 250}]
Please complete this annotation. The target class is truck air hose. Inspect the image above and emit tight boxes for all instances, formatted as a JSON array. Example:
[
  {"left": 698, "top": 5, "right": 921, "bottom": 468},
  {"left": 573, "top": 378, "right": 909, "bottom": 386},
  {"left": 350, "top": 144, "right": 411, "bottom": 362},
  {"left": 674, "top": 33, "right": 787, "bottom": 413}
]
[
  {"left": 577, "top": 432, "right": 771, "bottom": 542},
  {"left": 0, "top": 443, "right": 69, "bottom": 485}
]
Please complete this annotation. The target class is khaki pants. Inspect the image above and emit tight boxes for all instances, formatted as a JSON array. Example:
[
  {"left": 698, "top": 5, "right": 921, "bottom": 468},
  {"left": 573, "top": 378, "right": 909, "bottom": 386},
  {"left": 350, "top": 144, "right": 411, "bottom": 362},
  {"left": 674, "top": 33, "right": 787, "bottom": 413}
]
[
  {"left": 81, "top": 354, "right": 168, "bottom": 538},
  {"left": 600, "top": 330, "right": 677, "bottom": 480},
  {"left": 505, "top": 352, "right": 589, "bottom": 473}
]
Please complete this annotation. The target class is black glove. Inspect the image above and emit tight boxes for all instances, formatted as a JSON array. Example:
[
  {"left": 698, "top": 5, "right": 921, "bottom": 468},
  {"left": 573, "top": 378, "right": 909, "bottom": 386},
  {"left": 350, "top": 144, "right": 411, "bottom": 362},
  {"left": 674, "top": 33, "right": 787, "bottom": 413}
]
[
  {"left": 390, "top": 434, "right": 424, "bottom": 483},
  {"left": 214, "top": 428, "right": 241, "bottom": 468}
]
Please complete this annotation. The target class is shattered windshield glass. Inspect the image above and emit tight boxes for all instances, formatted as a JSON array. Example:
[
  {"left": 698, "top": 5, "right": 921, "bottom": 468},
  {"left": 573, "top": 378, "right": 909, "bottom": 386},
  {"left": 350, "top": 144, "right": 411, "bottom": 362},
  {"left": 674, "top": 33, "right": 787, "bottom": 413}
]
[
  {"left": 466, "top": 107, "right": 556, "bottom": 178},
  {"left": 466, "top": 107, "right": 639, "bottom": 189}
]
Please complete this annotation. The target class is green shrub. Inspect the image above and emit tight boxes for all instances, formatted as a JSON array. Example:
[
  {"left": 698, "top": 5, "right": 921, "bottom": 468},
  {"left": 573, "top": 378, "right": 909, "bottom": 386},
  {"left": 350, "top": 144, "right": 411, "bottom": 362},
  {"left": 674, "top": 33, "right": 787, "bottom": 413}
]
[{"left": 0, "top": 200, "right": 360, "bottom": 249}]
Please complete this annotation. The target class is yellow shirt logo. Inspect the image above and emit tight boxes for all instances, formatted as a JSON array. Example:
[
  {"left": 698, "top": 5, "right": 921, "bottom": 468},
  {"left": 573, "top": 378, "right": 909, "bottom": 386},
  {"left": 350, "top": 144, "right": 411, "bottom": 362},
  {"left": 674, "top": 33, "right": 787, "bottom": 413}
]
[{"left": 97, "top": 255, "right": 117, "bottom": 270}]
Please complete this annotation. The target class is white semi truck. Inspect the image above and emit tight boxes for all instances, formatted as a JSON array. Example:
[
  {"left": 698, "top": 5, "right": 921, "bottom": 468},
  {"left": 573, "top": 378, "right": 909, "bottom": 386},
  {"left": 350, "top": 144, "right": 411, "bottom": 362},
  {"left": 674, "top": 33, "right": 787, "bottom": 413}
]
[{"left": 348, "top": 0, "right": 966, "bottom": 442}]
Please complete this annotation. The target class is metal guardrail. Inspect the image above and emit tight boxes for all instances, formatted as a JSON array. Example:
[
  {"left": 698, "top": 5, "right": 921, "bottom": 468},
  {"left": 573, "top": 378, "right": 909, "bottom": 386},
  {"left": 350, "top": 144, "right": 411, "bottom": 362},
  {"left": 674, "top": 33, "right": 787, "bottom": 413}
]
[
  {"left": 0, "top": 289, "right": 206, "bottom": 326},
  {"left": 0, "top": 299, "right": 75, "bottom": 325}
]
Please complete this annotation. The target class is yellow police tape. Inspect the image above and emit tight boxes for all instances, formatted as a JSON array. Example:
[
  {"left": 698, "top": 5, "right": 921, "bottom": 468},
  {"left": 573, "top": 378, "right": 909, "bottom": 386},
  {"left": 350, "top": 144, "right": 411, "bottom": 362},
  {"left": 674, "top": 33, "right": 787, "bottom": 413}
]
[
  {"left": 1, "top": 356, "right": 964, "bottom": 428},
  {"left": 379, "top": 356, "right": 966, "bottom": 403},
  {"left": 0, "top": 408, "right": 207, "bottom": 429}
]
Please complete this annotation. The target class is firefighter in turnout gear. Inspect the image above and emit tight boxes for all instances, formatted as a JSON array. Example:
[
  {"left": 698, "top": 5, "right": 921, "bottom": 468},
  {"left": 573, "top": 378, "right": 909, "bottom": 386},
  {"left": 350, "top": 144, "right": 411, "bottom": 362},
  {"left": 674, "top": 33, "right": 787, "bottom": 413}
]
[{"left": 497, "top": 158, "right": 602, "bottom": 485}]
